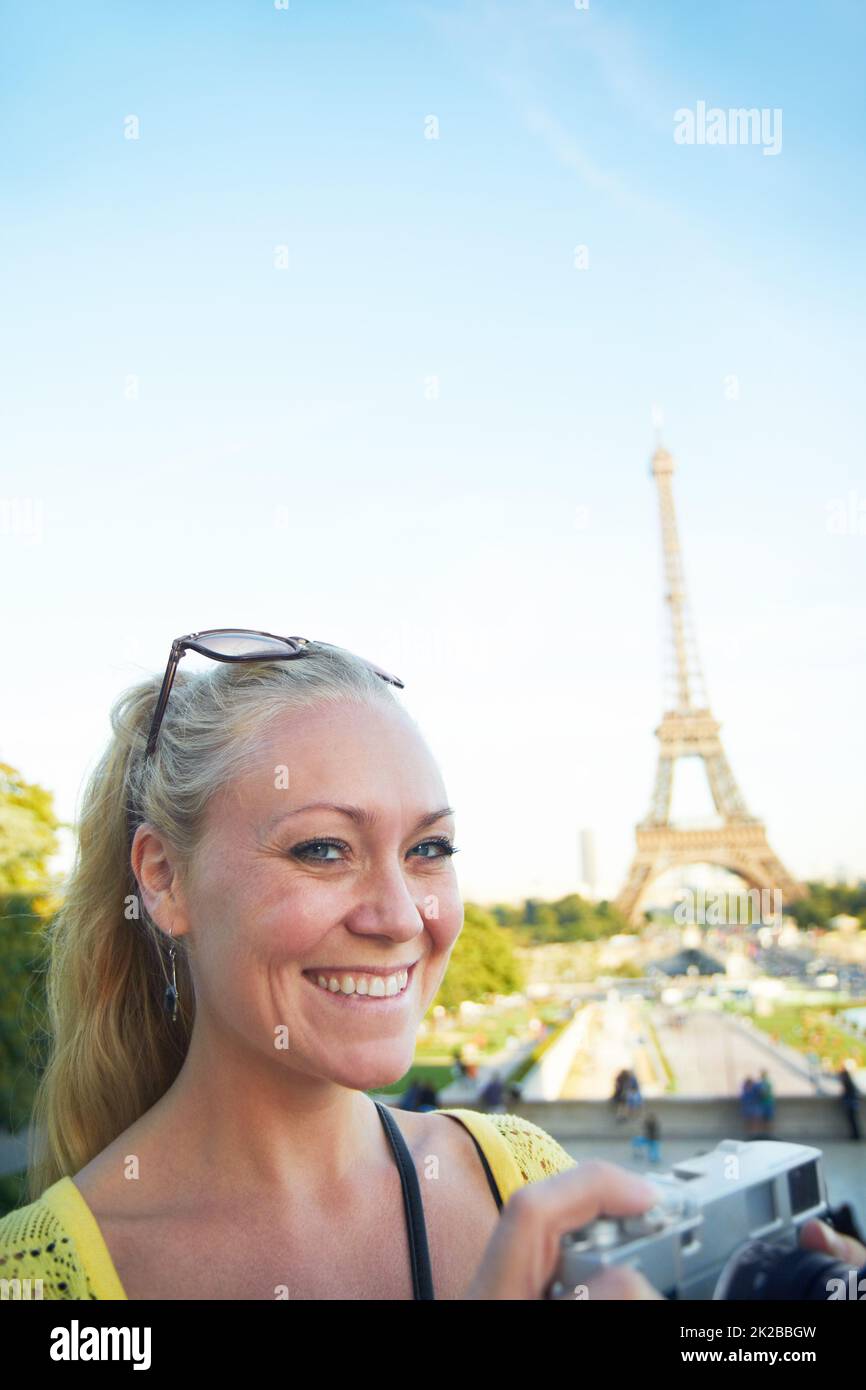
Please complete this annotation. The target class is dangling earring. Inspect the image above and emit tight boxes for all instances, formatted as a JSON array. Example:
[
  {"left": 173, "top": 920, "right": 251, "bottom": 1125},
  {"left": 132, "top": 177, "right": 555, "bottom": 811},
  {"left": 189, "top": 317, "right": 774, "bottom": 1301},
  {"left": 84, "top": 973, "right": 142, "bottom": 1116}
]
[{"left": 164, "top": 927, "right": 179, "bottom": 1022}]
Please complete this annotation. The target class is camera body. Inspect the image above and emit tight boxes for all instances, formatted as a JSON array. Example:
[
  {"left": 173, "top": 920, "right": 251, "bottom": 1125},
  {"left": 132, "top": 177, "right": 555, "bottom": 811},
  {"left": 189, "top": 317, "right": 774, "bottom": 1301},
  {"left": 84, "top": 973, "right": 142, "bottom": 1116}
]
[{"left": 547, "top": 1138, "right": 829, "bottom": 1300}]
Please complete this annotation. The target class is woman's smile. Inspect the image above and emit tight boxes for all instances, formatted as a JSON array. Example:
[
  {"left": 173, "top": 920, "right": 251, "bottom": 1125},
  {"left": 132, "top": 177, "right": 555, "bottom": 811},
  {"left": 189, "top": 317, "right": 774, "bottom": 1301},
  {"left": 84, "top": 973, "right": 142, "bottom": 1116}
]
[{"left": 301, "top": 959, "right": 419, "bottom": 1010}]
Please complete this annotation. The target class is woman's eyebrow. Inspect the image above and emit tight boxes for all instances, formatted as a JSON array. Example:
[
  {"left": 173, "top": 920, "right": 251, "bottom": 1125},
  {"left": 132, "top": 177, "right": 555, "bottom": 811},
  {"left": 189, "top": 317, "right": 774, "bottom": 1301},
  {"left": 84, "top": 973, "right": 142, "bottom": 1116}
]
[{"left": 264, "top": 803, "right": 454, "bottom": 834}]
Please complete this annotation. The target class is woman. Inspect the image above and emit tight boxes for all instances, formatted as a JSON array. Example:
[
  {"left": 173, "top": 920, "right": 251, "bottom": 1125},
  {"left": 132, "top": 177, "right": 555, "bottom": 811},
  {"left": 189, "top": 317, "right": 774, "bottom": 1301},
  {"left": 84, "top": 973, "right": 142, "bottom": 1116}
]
[{"left": 0, "top": 632, "right": 856, "bottom": 1299}]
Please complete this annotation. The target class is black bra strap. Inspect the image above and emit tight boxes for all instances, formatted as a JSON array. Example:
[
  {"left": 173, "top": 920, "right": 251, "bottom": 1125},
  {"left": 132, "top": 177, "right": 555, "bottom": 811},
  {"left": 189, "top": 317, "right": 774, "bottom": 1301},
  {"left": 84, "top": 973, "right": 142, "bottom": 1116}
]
[
  {"left": 462, "top": 1128, "right": 504, "bottom": 1211},
  {"left": 374, "top": 1101, "right": 435, "bottom": 1300},
  {"left": 439, "top": 1112, "right": 503, "bottom": 1211}
]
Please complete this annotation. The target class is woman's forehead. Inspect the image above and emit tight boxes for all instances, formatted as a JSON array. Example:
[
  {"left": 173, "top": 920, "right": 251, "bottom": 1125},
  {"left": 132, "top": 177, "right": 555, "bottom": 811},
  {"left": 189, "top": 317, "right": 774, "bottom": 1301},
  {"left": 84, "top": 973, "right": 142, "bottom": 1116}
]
[
  {"left": 253, "top": 700, "right": 433, "bottom": 771},
  {"left": 215, "top": 703, "right": 448, "bottom": 823},
  {"left": 259, "top": 697, "right": 415, "bottom": 747}
]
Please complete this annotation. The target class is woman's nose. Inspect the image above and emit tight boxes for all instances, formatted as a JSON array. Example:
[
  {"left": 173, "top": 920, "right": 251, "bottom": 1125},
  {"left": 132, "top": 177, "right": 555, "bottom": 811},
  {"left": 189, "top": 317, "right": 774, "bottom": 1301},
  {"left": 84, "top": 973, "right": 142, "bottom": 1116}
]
[{"left": 341, "top": 865, "right": 427, "bottom": 940}]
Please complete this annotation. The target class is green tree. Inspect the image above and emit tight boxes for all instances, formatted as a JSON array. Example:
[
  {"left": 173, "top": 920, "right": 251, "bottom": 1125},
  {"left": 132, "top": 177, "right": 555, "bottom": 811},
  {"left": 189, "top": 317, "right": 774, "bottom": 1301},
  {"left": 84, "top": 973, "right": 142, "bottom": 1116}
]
[
  {"left": 0, "top": 762, "right": 62, "bottom": 893},
  {"left": 789, "top": 881, "right": 866, "bottom": 930},
  {"left": 552, "top": 893, "right": 589, "bottom": 927},
  {"left": 503, "top": 892, "right": 632, "bottom": 944},
  {"left": 0, "top": 894, "right": 51, "bottom": 1133},
  {"left": 432, "top": 904, "right": 525, "bottom": 1012},
  {"left": 530, "top": 904, "right": 560, "bottom": 942},
  {"left": 0, "top": 762, "right": 62, "bottom": 1134},
  {"left": 489, "top": 902, "right": 524, "bottom": 928}
]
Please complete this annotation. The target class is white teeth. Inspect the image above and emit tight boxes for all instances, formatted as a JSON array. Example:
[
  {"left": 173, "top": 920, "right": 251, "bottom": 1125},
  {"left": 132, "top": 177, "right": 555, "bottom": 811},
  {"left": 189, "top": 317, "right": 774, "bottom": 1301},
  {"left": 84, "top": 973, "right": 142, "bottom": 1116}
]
[{"left": 311, "top": 968, "right": 410, "bottom": 998}]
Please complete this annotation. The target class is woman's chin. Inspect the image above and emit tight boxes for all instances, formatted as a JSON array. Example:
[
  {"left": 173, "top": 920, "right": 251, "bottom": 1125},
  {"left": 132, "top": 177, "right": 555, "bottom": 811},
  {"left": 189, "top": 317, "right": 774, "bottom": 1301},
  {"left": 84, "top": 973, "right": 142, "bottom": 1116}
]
[{"left": 332, "top": 1044, "right": 418, "bottom": 1095}]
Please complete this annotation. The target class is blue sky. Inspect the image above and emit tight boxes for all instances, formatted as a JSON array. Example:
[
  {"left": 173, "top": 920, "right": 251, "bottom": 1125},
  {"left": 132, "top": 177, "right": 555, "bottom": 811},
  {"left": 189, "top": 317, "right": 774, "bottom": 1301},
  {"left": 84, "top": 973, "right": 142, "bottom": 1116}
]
[{"left": 1, "top": 0, "right": 864, "bottom": 902}]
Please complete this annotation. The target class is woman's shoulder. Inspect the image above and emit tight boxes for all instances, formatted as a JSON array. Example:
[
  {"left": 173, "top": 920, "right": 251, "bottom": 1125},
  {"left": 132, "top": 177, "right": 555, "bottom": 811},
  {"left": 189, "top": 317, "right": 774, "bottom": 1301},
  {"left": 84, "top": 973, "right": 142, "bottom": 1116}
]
[
  {"left": 0, "top": 1178, "right": 95, "bottom": 1299},
  {"left": 482, "top": 1111, "right": 578, "bottom": 1182},
  {"left": 437, "top": 1107, "right": 577, "bottom": 1198}
]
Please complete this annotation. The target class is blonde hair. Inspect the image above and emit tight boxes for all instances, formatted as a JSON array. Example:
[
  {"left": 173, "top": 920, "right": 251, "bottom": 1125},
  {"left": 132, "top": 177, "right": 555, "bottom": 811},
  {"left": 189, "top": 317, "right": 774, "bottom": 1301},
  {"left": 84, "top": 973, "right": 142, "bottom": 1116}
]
[{"left": 27, "top": 641, "right": 402, "bottom": 1198}]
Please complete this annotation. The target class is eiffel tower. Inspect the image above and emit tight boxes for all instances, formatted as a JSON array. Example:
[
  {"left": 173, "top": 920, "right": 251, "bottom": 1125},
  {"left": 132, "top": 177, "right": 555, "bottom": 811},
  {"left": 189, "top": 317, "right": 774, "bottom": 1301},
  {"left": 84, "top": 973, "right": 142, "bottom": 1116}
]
[{"left": 614, "top": 441, "right": 806, "bottom": 926}]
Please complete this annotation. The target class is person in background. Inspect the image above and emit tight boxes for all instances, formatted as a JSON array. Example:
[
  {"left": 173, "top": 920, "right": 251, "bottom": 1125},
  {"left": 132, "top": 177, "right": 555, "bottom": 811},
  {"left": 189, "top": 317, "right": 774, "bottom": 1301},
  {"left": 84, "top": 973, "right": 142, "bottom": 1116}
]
[
  {"left": 643, "top": 1111, "right": 661, "bottom": 1164},
  {"left": 415, "top": 1081, "right": 439, "bottom": 1113},
  {"left": 478, "top": 1070, "right": 506, "bottom": 1114},
  {"left": 756, "top": 1069, "right": 775, "bottom": 1136},
  {"left": 739, "top": 1076, "right": 760, "bottom": 1137},
  {"left": 399, "top": 1078, "right": 439, "bottom": 1113},
  {"left": 625, "top": 1070, "right": 643, "bottom": 1119},
  {"left": 398, "top": 1079, "right": 422, "bottom": 1111},
  {"left": 612, "top": 1069, "right": 630, "bottom": 1123},
  {"left": 631, "top": 1112, "right": 661, "bottom": 1166},
  {"left": 463, "top": 1055, "right": 479, "bottom": 1080},
  {"left": 838, "top": 1062, "right": 863, "bottom": 1141}
]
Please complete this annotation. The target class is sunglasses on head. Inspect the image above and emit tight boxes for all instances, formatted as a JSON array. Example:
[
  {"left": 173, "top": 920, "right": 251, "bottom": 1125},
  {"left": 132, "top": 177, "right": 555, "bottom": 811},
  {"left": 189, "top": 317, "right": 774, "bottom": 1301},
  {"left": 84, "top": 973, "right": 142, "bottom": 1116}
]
[{"left": 144, "top": 628, "right": 404, "bottom": 759}]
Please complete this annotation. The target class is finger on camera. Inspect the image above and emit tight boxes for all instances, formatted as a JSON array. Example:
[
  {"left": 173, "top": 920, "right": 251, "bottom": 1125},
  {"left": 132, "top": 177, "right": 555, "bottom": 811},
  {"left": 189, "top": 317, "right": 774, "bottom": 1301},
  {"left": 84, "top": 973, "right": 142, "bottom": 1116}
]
[
  {"left": 586, "top": 1265, "right": 665, "bottom": 1301},
  {"left": 506, "top": 1158, "right": 658, "bottom": 1236},
  {"left": 799, "top": 1217, "right": 866, "bottom": 1267}
]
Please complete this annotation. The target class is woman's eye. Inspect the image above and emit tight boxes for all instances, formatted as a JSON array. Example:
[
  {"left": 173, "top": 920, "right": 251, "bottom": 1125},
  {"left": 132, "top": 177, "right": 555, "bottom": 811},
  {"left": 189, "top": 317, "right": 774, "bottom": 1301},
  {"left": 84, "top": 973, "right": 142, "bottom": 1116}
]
[
  {"left": 291, "top": 837, "right": 458, "bottom": 864},
  {"left": 292, "top": 839, "right": 347, "bottom": 862},
  {"left": 410, "top": 838, "right": 458, "bottom": 860}
]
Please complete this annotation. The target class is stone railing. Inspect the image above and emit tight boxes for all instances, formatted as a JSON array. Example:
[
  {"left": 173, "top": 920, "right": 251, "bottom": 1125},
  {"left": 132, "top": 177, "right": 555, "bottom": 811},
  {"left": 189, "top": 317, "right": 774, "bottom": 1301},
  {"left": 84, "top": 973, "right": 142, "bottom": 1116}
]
[{"left": 511, "top": 1096, "right": 862, "bottom": 1141}]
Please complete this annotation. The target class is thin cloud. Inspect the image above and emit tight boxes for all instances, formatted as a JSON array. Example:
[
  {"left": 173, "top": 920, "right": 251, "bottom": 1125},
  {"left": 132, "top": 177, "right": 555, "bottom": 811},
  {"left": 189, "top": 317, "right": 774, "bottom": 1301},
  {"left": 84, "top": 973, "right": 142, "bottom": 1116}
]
[{"left": 414, "top": 0, "right": 667, "bottom": 214}]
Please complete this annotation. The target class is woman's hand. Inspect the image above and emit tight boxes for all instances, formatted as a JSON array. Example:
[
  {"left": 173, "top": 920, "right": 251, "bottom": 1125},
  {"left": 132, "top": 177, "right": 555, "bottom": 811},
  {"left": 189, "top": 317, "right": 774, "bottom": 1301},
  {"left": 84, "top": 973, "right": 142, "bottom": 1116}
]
[{"left": 464, "top": 1160, "right": 665, "bottom": 1300}]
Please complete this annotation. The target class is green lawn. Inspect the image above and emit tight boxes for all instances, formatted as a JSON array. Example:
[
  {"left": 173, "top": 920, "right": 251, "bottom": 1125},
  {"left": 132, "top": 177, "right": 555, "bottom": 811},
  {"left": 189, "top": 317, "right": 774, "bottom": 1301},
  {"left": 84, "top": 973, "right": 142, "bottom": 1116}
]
[
  {"left": 368, "top": 1062, "right": 459, "bottom": 1097},
  {"left": 750, "top": 1003, "right": 866, "bottom": 1071}
]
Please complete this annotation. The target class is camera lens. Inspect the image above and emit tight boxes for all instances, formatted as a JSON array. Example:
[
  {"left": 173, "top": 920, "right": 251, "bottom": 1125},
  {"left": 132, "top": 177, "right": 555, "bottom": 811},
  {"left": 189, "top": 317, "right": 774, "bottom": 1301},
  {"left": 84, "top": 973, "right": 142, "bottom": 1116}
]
[{"left": 714, "top": 1239, "right": 864, "bottom": 1300}]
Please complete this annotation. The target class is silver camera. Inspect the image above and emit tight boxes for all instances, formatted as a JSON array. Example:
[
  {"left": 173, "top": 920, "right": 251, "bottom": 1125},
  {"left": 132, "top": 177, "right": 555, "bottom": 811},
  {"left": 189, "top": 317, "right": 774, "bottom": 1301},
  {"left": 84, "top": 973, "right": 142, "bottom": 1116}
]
[{"left": 547, "top": 1138, "right": 840, "bottom": 1300}]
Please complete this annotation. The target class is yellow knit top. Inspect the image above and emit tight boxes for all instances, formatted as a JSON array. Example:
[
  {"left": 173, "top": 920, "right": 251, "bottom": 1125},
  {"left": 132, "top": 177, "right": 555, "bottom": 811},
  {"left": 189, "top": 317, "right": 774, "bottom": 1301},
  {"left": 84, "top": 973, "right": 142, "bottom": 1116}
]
[{"left": 0, "top": 1109, "right": 576, "bottom": 1300}]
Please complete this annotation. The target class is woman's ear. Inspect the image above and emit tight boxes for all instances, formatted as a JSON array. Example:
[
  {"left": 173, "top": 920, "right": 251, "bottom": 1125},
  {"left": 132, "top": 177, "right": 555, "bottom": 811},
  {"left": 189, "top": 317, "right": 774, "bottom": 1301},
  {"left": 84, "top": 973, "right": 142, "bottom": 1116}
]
[{"left": 131, "top": 823, "right": 189, "bottom": 938}]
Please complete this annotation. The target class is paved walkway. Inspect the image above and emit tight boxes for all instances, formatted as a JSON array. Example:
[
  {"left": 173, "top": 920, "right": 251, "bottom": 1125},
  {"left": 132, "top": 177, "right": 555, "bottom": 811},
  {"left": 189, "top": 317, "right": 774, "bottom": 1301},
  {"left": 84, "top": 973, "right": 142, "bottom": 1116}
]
[
  {"left": 559, "top": 998, "right": 830, "bottom": 1100},
  {"left": 558, "top": 998, "right": 666, "bottom": 1098},
  {"left": 651, "top": 1005, "right": 820, "bottom": 1096}
]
